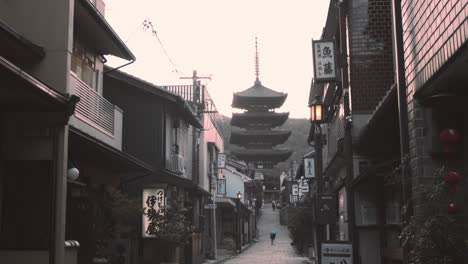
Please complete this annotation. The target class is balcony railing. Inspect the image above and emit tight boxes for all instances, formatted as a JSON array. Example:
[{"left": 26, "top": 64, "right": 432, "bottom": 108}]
[
  {"left": 70, "top": 72, "right": 116, "bottom": 136},
  {"left": 166, "top": 153, "right": 186, "bottom": 175}
]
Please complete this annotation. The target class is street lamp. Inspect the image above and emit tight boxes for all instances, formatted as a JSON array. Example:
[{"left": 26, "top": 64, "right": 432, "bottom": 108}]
[
  {"left": 236, "top": 191, "right": 242, "bottom": 253},
  {"left": 309, "top": 96, "right": 325, "bottom": 124}
]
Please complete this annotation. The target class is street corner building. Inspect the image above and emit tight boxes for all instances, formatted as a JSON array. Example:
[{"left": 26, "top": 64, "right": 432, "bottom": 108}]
[{"left": 306, "top": 0, "right": 467, "bottom": 264}]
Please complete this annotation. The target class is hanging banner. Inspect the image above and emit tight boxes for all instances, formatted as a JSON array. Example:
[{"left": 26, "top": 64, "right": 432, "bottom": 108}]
[
  {"left": 312, "top": 40, "right": 337, "bottom": 82},
  {"left": 142, "top": 188, "right": 165, "bottom": 238},
  {"left": 217, "top": 153, "right": 226, "bottom": 168},
  {"left": 217, "top": 178, "right": 226, "bottom": 196},
  {"left": 304, "top": 158, "right": 315, "bottom": 178}
]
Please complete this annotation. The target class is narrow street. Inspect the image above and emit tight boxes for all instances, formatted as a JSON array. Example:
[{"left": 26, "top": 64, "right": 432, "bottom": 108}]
[{"left": 223, "top": 204, "right": 308, "bottom": 264}]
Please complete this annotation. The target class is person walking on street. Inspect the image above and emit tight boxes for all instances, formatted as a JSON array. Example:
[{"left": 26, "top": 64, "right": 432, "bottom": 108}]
[
  {"left": 270, "top": 230, "right": 276, "bottom": 245},
  {"left": 272, "top": 200, "right": 276, "bottom": 211}
]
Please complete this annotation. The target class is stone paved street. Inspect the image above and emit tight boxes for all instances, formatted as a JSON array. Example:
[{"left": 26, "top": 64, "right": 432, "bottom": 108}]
[{"left": 223, "top": 204, "right": 308, "bottom": 264}]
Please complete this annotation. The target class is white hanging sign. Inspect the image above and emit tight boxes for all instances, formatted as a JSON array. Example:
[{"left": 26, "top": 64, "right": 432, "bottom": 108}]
[
  {"left": 217, "top": 153, "right": 226, "bottom": 168},
  {"left": 321, "top": 242, "right": 352, "bottom": 264},
  {"left": 304, "top": 158, "right": 315, "bottom": 178},
  {"left": 142, "top": 188, "right": 165, "bottom": 238},
  {"left": 312, "top": 40, "right": 337, "bottom": 82},
  {"left": 292, "top": 184, "right": 299, "bottom": 195}
]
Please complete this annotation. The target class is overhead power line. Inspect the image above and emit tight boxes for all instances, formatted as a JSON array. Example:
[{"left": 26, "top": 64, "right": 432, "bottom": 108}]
[{"left": 143, "top": 19, "right": 183, "bottom": 74}]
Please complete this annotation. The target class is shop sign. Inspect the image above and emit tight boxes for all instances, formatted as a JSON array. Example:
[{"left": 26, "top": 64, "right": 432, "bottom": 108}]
[
  {"left": 304, "top": 158, "right": 315, "bottom": 178},
  {"left": 204, "top": 203, "right": 217, "bottom": 209},
  {"left": 217, "top": 178, "right": 226, "bottom": 196},
  {"left": 292, "top": 184, "right": 299, "bottom": 195},
  {"left": 312, "top": 40, "right": 337, "bottom": 82},
  {"left": 217, "top": 153, "right": 226, "bottom": 168},
  {"left": 142, "top": 188, "right": 165, "bottom": 238},
  {"left": 321, "top": 242, "right": 352, "bottom": 264},
  {"left": 316, "top": 194, "right": 338, "bottom": 224}
]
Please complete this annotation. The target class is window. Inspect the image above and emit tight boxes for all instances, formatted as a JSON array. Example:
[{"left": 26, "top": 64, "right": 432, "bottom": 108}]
[{"left": 71, "top": 37, "right": 97, "bottom": 89}]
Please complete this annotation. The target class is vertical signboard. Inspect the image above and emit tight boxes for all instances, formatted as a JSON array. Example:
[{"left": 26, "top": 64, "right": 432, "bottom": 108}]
[
  {"left": 304, "top": 158, "right": 315, "bottom": 178},
  {"left": 301, "top": 179, "right": 309, "bottom": 193},
  {"left": 142, "top": 188, "right": 165, "bottom": 238},
  {"left": 321, "top": 242, "right": 352, "bottom": 264},
  {"left": 292, "top": 184, "right": 299, "bottom": 195},
  {"left": 217, "top": 178, "right": 226, "bottom": 196},
  {"left": 312, "top": 40, "right": 337, "bottom": 82},
  {"left": 217, "top": 153, "right": 226, "bottom": 168},
  {"left": 316, "top": 195, "right": 338, "bottom": 225}
]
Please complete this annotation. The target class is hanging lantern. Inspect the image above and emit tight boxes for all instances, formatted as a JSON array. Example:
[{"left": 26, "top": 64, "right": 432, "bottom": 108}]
[
  {"left": 440, "top": 129, "right": 461, "bottom": 154},
  {"left": 444, "top": 171, "right": 462, "bottom": 193},
  {"left": 447, "top": 203, "right": 460, "bottom": 215}
]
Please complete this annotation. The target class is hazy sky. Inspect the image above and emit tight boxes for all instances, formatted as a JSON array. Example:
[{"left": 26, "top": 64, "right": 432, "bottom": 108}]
[{"left": 105, "top": 0, "right": 329, "bottom": 118}]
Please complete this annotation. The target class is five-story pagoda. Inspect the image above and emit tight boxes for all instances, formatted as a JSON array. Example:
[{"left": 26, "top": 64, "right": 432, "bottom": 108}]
[{"left": 230, "top": 39, "right": 292, "bottom": 169}]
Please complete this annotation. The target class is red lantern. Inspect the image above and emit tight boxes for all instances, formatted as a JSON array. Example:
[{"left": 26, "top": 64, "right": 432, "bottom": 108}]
[
  {"left": 440, "top": 129, "right": 461, "bottom": 154},
  {"left": 444, "top": 171, "right": 462, "bottom": 193},
  {"left": 448, "top": 203, "right": 460, "bottom": 215}
]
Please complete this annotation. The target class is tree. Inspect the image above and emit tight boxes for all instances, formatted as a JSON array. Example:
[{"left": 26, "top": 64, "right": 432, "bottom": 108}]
[{"left": 143, "top": 198, "right": 194, "bottom": 245}]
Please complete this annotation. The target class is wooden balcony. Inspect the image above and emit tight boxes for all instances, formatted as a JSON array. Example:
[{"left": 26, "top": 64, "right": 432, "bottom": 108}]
[{"left": 69, "top": 72, "right": 123, "bottom": 150}]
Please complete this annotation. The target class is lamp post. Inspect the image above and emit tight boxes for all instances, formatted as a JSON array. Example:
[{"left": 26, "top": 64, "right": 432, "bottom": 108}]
[
  {"left": 236, "top": 191, "right": 242, "bottom": 253},
  {"left": 309, "top": 97, "right": 325, "bottom": 264}
]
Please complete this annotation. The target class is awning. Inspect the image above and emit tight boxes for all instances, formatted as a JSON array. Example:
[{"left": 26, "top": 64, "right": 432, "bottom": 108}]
[
  {"left": 354, "top": 85, "right": 400, "bottom": 157},
  {"left": 414, "top": 42, "right": 468, "bottom": 101},
  {"left": 0, "top": 56, "right": 75, "bottom": 121},
  {"left": 69, "top": 127, "right": 152, "bottom": 174},
  {"left": 215, "top": 197, "right": 236, "bottom": 208},
  {"left": 0, "top": 19, "right": 44, "bottom": 65},
  {"left": 121, "top": 168, "right": 211, "bottom": 196},
  {"left": 74, "top": 0, "right": 134, "bottom": 61}
]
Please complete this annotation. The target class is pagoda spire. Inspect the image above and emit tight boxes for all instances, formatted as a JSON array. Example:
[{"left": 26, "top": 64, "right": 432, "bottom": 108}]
[{"left": 255, "top": 37, "right": 261, "bottom": 85}]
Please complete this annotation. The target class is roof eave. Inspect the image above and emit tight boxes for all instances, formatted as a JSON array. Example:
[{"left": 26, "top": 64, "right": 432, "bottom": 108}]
[{"left": 76, "top": 0, "right": 135, "bottom": 61}]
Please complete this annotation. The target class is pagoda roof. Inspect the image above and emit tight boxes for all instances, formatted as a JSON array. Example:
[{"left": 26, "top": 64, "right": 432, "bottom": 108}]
[
  {"left": 232, "top": 79, "right": 287, "bottom": 109},
  {"left": 231, "top": 148, "right": 292, "bottom": 163},
  {"left": 230, "top": 130, "right": 291, "bottom": 146},
  {"left": 231, "top": 112, "right": 289, "bottom": 128}
]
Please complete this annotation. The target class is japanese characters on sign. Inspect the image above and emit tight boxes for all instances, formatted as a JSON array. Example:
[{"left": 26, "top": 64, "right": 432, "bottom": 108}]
[
  {"left": 312, "top": 40, "right": 337, "bottom": 82},
  {"left": 321, "top": 242, "right": 352, "bottom": 264},
  {"left": 217, "top": 153, "right": 226, "bottom": 168},
  {"left": 142, "top": 188, "right": 165, "bottom": 238},
  {"left": 304, "top": 158, "right": 315, "bottom": 178}
]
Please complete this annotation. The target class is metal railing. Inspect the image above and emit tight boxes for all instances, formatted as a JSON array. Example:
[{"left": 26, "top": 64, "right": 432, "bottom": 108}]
[
  {"left": 162, "top": 85, "right": 197, "bottom": 103},
  {"left": 162, "top": 84, "right": 223, "bottom": 133},
  {"left": 166, "top": 153, "right": 185, "bottom": 174},
  {"left": 70, "top": 72, "right": 115, "bottom": 136}
]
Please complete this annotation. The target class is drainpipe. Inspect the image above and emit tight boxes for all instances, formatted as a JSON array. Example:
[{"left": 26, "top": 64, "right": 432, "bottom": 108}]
[
  {"left": 103, "top": 59, "right": 136, "bottom": 74},
  {"left": 391, "top": 0, "right": 411, "bottom": 263},
  {"left": 338, "top": 1, "right": 358, "bottom": 263}
]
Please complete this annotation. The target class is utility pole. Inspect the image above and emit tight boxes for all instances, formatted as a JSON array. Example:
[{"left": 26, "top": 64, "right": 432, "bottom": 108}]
[
  {"left": 391, "top": 0, "right": 411, "bottom": 263},
  {"left": 180, "top": 70, "right": 211, "bottom": 112}
]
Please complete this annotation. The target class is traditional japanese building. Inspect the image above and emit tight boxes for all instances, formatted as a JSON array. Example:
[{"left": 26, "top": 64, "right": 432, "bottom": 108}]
[{"left": 230, "top": 40, "right": 292, "bottom": 195}]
